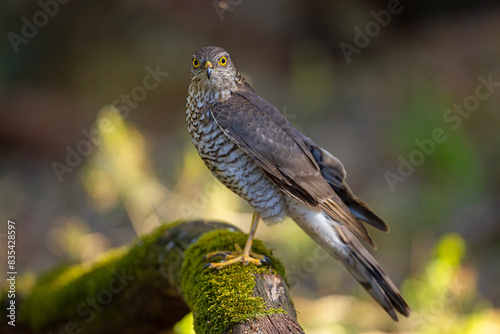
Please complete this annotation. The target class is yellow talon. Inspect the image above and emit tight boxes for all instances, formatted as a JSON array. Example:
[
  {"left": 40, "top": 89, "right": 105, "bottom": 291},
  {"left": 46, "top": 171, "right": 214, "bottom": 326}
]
[{"left": 204, "top": 213, "right": 270, "bottom": 269}]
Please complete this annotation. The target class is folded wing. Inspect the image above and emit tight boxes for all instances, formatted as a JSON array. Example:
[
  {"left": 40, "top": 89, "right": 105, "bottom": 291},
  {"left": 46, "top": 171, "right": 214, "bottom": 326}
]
[{"left": 209, "top": 89, "right": 376, "bottom": 246}]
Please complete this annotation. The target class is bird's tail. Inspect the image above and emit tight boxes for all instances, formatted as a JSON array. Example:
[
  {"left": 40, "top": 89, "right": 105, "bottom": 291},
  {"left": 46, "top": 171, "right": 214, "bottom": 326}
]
[
  {"left": 337, "top": 232, "right": 411, "bottom": 321},
  {"left": 288, "top": 201, "right": 410, "bottom": 321}
]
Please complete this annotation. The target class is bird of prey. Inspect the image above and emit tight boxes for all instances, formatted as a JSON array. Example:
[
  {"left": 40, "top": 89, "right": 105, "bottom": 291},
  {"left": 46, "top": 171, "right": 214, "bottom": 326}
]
[{"left": 185, "top": 46, "right": 410, "bottom": 321}]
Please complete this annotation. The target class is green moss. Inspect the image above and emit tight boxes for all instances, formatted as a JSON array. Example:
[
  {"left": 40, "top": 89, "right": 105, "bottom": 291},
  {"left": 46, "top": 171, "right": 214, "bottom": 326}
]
[
  {"left": 19, "top": 221, "right": 176, "bottom": 331},
  {"left": 181, "top": 229, "right": 286, "bottom": 334},
  {"left": 18, "top": 221, "right": 290, "bottom": 333}
]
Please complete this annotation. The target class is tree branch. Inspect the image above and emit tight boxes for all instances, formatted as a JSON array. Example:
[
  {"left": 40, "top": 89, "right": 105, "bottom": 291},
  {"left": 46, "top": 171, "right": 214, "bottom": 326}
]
[{"left": 4, "top": 220, "right": 303, "bottom": 334}]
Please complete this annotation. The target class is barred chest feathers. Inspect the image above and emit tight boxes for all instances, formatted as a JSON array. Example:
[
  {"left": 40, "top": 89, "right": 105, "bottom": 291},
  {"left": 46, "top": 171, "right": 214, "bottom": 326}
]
[{"left": 186, "top": 84, "right": 288, "bottom": 224}]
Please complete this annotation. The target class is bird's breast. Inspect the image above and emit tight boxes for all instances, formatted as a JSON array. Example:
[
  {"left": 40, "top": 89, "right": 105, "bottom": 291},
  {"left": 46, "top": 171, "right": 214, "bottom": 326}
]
[{"left": 186, "top": 86, "right": 288, "bottom": 224}]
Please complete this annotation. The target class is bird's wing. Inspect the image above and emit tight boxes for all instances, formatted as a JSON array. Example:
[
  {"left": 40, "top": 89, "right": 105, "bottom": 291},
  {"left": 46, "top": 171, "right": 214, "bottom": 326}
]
[
  {"left": 298, "top": 133, "right": 389, "bottom": 232},
  {"left": 209, "top": 89, "right": 375, "bottom": 246}
]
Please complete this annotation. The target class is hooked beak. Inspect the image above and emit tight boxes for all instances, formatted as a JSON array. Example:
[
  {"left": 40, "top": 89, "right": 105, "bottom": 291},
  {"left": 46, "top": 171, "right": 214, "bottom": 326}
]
[{"left": 205, "top": 61, "right": 214, "bottom": 79}]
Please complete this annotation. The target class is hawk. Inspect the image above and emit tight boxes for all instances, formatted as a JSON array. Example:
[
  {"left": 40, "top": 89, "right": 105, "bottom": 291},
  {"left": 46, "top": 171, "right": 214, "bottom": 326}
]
[{"left": 185, "top": 46, "right": 410, "bottom": 321}]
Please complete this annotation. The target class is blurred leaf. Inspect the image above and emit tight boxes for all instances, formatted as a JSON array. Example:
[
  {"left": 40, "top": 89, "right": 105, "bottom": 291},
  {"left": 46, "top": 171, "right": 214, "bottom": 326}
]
[
  {"left": 83, "top": 106, "right": 170, "bottom": 235},
  {"left": 47, "top": 215, "right": 110, "bottom": 262},
  {"left": 402, "top": 233, "right": 500, "bottom": 334}
]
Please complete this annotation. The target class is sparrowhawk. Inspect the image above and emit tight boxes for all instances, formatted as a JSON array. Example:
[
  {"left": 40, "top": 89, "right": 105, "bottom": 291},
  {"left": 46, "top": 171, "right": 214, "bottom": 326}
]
[{"left": 185, "top": 46, "right": 410, "bottom": 321}]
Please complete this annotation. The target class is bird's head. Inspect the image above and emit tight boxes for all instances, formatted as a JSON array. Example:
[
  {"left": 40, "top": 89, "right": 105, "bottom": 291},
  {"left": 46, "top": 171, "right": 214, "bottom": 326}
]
[{"left": 190, "top": 46, "right": 237, "bottom": 90}]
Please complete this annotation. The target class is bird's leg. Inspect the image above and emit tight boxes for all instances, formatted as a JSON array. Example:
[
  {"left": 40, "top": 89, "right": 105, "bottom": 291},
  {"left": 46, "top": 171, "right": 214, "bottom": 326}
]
[{"left": 204, "top": 212, "right": 270, "bottom": 269}]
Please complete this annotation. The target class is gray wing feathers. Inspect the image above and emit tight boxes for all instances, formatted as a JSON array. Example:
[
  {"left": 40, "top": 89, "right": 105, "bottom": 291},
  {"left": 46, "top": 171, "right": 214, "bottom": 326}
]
[
  {"left": 210, "top": 91, "right": 337, "bottom": 204},
  {"left": 210, "top": 90, "right": 375, "bottom": 245},
  {"left": 300, "top": 134, "right": 389, "bottom": 232}
]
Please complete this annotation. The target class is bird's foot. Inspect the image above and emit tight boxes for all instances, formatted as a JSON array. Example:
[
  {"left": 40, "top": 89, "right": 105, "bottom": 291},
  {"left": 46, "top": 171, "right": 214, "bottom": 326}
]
[{"left": 204, "top": 243, "right": 271, "bottom": 269}]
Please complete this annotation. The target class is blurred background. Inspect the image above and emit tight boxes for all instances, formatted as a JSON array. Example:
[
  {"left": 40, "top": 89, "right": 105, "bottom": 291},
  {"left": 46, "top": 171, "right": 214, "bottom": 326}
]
[{"left": 1, "top": 0, "right": 500, "bottom": 333}]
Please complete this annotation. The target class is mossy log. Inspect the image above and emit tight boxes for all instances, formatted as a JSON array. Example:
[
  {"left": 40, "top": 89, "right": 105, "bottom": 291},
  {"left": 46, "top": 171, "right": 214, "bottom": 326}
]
[{"left": 4, "top": 220, "right": 303, "bottom": 334}]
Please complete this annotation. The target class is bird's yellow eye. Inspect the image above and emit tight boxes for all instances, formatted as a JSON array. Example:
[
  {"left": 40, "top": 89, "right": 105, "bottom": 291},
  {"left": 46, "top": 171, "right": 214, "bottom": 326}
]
[
  {"left": 193, "top": 58, "right": 200, "bottom": 68},
  {"left": 219, "top": 56, "right": 227, "bottom": 66}
]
